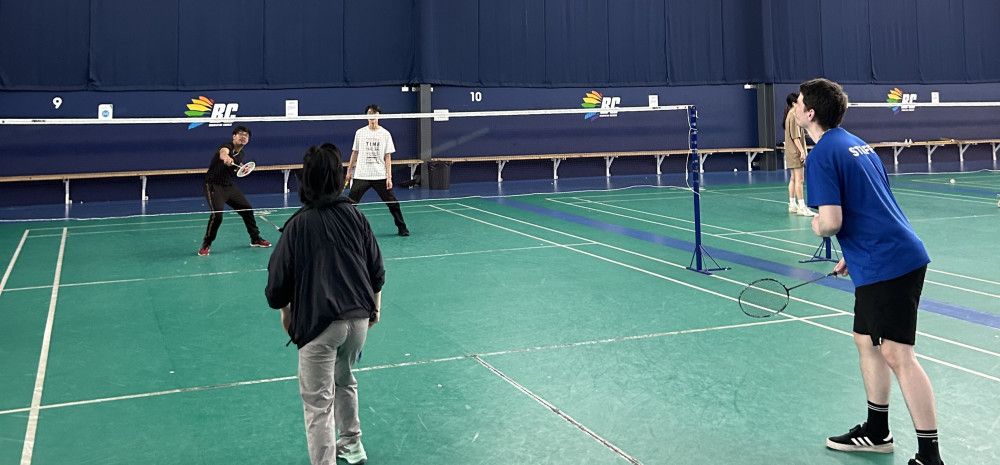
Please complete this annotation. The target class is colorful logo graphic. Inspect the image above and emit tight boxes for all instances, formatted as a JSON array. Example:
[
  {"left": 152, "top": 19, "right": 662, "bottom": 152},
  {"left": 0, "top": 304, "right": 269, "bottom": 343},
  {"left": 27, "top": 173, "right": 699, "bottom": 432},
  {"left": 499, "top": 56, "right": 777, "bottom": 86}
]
[
  {"left": 581, "top": 91, "right": 621, "bottom": 120},
  {"left": 184, "top": 96, "right": 239, "bottom": 129},
  {"left": 886, "top": 88, "right": 916, "bottom": 114}
]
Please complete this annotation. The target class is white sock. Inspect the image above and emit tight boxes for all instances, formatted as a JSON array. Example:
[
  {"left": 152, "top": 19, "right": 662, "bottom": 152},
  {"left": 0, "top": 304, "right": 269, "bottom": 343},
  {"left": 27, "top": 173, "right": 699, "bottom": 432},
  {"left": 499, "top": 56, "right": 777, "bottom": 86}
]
[
  {"left": 789, "top": 197, "right": 796, "bottom": 206},
  {"left": 797, "top": 199, "right": 807, "bottom": 208}
]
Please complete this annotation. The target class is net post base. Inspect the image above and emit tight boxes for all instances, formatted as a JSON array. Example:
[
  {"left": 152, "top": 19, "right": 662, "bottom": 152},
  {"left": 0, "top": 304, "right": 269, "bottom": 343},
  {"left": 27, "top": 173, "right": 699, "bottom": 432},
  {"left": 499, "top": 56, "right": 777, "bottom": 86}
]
[
  {"left": 687, "top": 245, "right": 730, "bottom": 275},
  {"left": 799, "top": 237, "right": 839, "bottom": 264}
]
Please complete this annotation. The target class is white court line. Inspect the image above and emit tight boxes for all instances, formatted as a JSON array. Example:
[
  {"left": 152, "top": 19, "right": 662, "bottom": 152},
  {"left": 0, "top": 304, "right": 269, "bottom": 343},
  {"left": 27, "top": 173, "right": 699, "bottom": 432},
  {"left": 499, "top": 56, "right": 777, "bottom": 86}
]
[
  {"left": 910, "top": 214, "right": 996, "bottom": 223},
  {"left": 558, "top": 195, "right": 999, "bottom": 296},
  {"left": 0, "top": 314, "right": 836, "bottom": 417},
  {"left": 443, "top": 203, "right": 1000, "bottom": 372},
  {"left": 2, "top": 269, "right": 265, "bottom": 292},
  {"left": 33, "top": 216, "right": 226, "bottom": 231},
  {"left": 0, "top": 244, "right": 595, "bottom": 293},
  {"left": 31, "top": 224, "right": 210, "bottom": 238},
  {"left": 906, "top": 177, "right": 1000, "bottom": 187},
  {"left": 894, "top": 188, "right": 996, "bottom": 205},
  {"left": 575, "top": 196, "right": 835, "bottom": 252},
  {"left": 925, "top": 269, "right": 1000, "bottom": 287},
  {"left": 20, "top": 228, "right": 66, "bottom": 465},
  {"left": 0, "top": 229, "right": 30, "bottom": 297},
  {"left": 567, "top": 198, "right": 1000, "bottom": 298},
  {"left": 26, "top": 207, "right": 475, "bottom": 238},
  {"left": 389, "top": 243, "right": 596, "bottom": 261},
  {"left": 483, "top": 184, "right": 692, "bottom": 201},
  {"left": 715, "top": 227, "right": 810, "bottom": 236},
  {"left": 437, "top": 204, "right": 845, "bottom": 316},
  {"left": 551, "top": 197, "right": 830, "bottom": 260},
  {"left": 567, "top": 195, "right": 694, "bottom": 204},
  {"left": 565, "top": 192, "right": 693, "bottom": 202},
  {"left": 473, "top": 355, "right": 643, "bottom": 465}
]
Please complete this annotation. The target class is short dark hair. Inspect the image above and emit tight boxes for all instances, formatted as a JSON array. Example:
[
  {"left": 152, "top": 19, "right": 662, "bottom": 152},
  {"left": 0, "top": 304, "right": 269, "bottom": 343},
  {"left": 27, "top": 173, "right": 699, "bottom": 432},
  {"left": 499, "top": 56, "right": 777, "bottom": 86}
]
[
  {"left": 799, "top": 78, "right": 848, "bottom": 130},
  {"left": 365, "top": 104, "right": 380, "bottom": 114},
  {"left": 232, "top": 125, "right": 251, "bottom": 137},
  {"left": 299, "top": 143, "right": 344, "bottom": 207}
]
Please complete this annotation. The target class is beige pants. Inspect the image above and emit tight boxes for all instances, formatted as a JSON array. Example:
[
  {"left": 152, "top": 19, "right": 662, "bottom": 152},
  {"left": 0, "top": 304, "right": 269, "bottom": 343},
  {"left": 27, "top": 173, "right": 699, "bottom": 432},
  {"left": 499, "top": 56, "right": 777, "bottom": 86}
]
[
  {"left": 298, "top": 318, "right": 368, "bottom": 465},
  {"left": 785, "top": 148, "right": 804, "bottom": 169}
]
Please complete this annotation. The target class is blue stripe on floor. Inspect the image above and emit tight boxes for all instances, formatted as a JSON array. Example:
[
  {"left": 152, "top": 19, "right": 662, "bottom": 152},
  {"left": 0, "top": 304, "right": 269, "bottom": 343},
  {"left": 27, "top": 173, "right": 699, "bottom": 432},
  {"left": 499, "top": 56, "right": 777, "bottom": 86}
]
[{"left": 493, "top": 197, "right": 1000, "bottom": 330}]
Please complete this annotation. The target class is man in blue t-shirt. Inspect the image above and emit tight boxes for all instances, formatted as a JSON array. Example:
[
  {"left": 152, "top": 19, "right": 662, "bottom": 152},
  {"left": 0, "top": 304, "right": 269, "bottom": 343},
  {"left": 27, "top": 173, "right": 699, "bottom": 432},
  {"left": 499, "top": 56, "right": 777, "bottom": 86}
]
[{"left": 795, "top": 78, "right": 943, "bottom": 465}]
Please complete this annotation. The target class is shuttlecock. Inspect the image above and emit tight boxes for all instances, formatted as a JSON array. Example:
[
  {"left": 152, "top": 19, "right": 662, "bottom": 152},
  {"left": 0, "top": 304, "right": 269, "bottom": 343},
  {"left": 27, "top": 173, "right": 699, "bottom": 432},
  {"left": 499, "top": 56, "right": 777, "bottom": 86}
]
[{"left": 949, "top": 178, "right": 955, "bottom": 184}]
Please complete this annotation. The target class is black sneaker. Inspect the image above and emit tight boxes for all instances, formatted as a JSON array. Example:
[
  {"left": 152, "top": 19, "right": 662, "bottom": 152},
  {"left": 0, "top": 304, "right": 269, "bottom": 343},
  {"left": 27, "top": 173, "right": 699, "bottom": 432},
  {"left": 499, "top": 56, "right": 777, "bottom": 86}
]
[
  {"left": 909, "top": 454, "right": 944, "bottom": 465},
  {"left": 826, "top": 423, "right": 893, "bottom": 453},
  {"left": 398, "top": 228, "right": 410, "bottom": 237}
]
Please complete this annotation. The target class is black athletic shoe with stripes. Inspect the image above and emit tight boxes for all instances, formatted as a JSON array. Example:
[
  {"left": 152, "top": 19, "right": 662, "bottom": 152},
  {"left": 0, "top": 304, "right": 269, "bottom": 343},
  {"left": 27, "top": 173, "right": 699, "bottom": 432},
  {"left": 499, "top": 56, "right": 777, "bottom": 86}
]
[
  {"left": 909, "top": 453, "right": 945, "bottom": 465},
  {"left": 826, "top": 423, "right": 894, "bottom": 453}
]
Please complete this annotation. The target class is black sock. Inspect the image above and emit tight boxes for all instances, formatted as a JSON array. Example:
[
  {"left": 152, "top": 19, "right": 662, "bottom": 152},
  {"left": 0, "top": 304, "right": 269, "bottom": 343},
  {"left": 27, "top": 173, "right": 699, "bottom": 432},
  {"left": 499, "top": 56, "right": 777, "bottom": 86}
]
[
  {"left": 916, "top": 429, "right": 940, "bottom": 462},
  {"left": 866, "top": 401, "right": 890, "bottom": 436}
]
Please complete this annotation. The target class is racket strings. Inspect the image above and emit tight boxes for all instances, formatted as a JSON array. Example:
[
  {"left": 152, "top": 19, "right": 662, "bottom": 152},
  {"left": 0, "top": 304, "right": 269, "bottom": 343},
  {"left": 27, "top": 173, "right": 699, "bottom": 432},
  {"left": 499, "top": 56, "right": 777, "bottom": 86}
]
[{"left": 738, "top": 278, "right": 790, "bottom": 318}]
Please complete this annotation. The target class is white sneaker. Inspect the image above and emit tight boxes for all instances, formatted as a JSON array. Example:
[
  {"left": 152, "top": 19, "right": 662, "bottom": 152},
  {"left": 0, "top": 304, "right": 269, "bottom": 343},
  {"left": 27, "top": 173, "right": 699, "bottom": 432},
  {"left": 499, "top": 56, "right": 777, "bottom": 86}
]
[
  {"left": 788, "top": 204, "right": 798, "bottom": 213},
  {"left": 796, "top": 206, "right": 817, "bottom": 217},
  {"left": 337, "top": 441, "right": 367, "bottom": 465}
]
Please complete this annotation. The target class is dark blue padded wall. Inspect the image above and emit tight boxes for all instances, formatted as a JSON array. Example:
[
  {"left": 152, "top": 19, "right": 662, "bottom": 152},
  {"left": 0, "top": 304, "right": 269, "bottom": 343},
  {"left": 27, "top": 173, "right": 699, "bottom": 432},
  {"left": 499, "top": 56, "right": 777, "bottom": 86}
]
[
  {"left": 4, "top": 1, "right": 999, "bottom": 91},
  {"left": 0, "top": 87, "right": 419, "bottom": 177},
  {"left": 432, "top": 86, "right": 756, "bottom": 155},
  {"left": 0, "top": 87, "right": 419, "bottom": 206},
  {"left": 774, "top": 83, "right": 1000, "bottom": 144},
  {"left": 429, "top": 85, "right": 757, "bottom": 182}
]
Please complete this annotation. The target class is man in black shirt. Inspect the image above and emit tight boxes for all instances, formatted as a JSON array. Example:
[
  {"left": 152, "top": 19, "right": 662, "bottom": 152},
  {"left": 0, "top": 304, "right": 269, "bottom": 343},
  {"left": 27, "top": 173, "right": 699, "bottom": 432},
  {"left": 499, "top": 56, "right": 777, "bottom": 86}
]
[
  {"left": 199, "top": 125, "right": 271, "bottom": 256},
  {"left": 265, "top": 143, "right": 383, "bottom": 465}
]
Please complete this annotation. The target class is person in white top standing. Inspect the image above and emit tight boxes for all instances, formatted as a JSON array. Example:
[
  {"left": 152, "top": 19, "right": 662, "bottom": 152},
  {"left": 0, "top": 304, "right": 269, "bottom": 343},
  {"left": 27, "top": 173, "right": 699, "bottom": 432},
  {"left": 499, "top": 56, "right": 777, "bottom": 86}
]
[{"left": 345, "top": 104, "right": 410, "bottom": 236}]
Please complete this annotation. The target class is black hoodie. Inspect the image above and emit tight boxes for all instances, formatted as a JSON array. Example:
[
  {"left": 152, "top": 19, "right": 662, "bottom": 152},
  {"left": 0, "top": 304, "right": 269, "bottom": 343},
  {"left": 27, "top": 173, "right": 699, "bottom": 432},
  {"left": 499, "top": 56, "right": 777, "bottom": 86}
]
[{"left": 265, "top": 200, "right": 384, "bottom": 348}]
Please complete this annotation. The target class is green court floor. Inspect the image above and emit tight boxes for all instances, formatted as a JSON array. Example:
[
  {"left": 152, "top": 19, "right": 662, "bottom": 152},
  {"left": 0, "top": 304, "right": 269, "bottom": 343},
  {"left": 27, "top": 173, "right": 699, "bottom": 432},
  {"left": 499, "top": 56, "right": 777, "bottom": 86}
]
[{"left": 1, "top": 171, "right": 998, "bottom": 464}]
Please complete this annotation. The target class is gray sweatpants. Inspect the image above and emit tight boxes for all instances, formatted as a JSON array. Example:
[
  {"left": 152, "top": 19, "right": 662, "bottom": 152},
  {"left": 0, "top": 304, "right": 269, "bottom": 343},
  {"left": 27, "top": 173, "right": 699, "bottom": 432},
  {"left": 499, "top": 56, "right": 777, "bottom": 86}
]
[{"left": 298, "top": 318, "right": 369, "bottom": 465}]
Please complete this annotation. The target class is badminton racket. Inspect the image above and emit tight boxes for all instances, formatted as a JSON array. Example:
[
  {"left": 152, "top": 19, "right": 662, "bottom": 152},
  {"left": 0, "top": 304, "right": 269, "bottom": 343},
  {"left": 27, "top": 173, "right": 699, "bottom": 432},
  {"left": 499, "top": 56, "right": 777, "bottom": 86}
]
[
  {"left": 255, "top": 209, "right": 283, "bottom": 232},
  {"left": 233, "top": 161, "right": 256, "bottom": 177},
  {"left": 738, "top": 272, "right": 837, "bottom": 318}
]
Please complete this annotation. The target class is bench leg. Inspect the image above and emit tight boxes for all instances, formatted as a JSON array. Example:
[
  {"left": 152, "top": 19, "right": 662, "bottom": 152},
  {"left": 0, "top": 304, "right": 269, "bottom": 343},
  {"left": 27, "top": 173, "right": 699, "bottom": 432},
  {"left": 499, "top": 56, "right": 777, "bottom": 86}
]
[
  {"left": 655, "top": 155, "right": 665, "bottom": 175},
  {"left": 282, "top": 169, "right": 290, "bottom": 194},
  {"left": 141, "top": 175, "right": 148, "bottom": 201},
  {"left": 497, "top": 160, "right": 507, "bottom": 183},
  {"left": 699, "top": 153, "right": 707, "bottom": 173},
  {"left": 993, "top": 143, "right": 999, "bottom": 163},
  {"left": 552, "top": 158, "right": 562, "bottom": 180},
  {"left": 604, "top": 156, "right": 616, "bottom": 177}
]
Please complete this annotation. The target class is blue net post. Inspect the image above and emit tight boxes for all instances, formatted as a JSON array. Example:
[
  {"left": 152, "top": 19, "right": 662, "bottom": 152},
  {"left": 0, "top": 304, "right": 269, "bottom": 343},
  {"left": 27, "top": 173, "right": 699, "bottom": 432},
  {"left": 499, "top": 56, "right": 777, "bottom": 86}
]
[
  {"left": 799, "top": 236, "right": 840, "bottom": 263},
  {"left": 686, "top": 106, "right": 729, "bottom": 275}
]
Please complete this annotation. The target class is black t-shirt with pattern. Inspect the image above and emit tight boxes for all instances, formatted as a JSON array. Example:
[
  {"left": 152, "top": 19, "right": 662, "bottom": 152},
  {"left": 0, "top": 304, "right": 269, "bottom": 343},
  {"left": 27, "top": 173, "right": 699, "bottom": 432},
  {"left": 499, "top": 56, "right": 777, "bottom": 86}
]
[{"left": 204, "top": 142, "right": 245, "bottom": 186}]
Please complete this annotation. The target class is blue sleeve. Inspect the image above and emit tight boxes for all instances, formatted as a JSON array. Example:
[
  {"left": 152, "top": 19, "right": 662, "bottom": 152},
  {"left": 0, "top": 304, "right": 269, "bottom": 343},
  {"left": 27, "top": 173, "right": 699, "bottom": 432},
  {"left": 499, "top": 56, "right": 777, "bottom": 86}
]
[{"left": 805, "top": 149, "right": 841, "bottom": 208}]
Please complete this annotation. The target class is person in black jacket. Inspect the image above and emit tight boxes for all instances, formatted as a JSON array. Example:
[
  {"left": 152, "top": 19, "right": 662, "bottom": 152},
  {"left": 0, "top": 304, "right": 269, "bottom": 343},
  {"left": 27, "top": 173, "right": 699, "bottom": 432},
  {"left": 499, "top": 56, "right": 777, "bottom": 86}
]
[
  {"left": 199, "top": 125, "right": 271, "bottom": 256},
  {"left": 265, "top": 143, "right": 383, "bottom": 465}
]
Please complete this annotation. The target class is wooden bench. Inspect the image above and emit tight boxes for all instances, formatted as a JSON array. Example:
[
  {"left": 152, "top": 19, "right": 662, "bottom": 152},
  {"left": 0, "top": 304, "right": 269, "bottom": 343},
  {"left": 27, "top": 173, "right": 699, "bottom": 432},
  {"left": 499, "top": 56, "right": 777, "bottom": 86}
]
[
  {"left": 430, "top": 148, "right": 774, "bottom": 182},
  {"left": 0, "top": 159, "right": 424, "bottom": 204},
  {"left": 799, "top": 138, "right": 1000, "bottom": 166}
]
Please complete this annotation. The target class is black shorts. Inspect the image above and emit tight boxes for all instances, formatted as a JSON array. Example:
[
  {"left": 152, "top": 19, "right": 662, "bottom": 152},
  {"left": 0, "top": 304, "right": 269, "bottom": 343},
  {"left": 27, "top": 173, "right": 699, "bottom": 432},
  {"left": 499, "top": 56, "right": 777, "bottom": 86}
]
[{"left": 853, "top": 265, "right": 927, "bottom": 346}]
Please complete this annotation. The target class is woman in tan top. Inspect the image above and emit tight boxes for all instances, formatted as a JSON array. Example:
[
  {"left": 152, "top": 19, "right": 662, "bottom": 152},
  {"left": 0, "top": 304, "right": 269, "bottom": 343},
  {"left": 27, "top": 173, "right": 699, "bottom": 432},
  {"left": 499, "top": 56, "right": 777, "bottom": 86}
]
[{"left": 784, "top": 92, "right": 816, "bottom": 216}]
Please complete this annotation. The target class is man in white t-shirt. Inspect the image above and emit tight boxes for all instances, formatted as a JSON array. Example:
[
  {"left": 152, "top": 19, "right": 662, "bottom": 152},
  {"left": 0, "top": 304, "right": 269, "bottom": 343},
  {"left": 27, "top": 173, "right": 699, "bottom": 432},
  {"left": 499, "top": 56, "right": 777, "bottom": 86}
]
[{"left": 345, "top": 104, "right": 410, "bottom": 236}]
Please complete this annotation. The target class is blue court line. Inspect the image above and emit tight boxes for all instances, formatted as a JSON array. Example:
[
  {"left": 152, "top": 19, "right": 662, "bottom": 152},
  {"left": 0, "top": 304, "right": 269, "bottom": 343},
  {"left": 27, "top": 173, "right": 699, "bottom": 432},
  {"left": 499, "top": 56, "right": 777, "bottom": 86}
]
[
  {"left": 893, "top": 176, "right": 999, "bottom": 197},
  {"left": 491, "top": 197, "right": 1000, "bottom": 330}
]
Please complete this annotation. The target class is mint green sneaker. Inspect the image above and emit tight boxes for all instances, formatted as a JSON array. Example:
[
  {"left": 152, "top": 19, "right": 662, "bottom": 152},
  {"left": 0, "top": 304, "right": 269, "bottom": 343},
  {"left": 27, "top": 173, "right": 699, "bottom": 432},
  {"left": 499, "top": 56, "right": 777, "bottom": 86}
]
[{"left": 337, "top": 441, "right": 367, "bottom": 465}]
